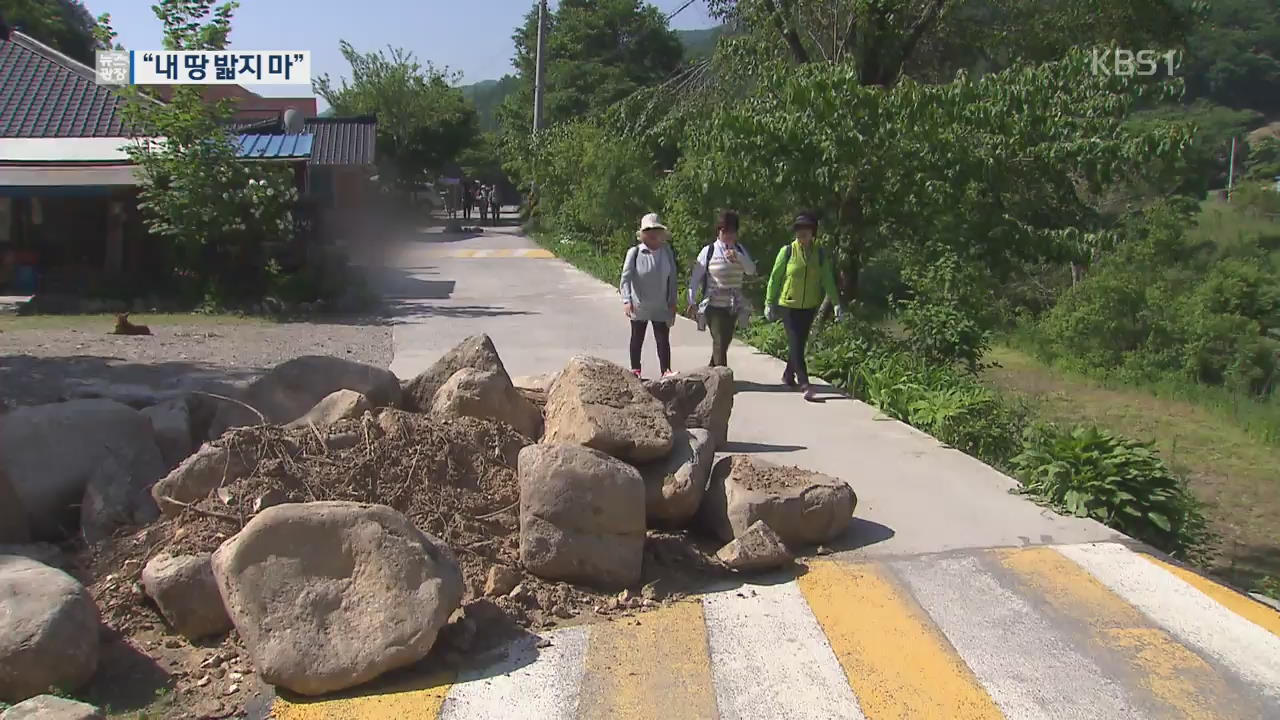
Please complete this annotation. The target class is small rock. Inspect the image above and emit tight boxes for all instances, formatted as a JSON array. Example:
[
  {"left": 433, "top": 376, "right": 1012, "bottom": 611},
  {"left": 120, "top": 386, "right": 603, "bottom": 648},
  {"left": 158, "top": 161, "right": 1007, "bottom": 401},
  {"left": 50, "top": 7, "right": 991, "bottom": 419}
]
[
  {"left": 617, "top": 589, "right": 635, "bottom": 606},
  {"left": 141, "top": 553, "right": 233, "bottom": 640},
  {"left": 715, "top": 520, "right": 794, "bottom": 572},
  {"left": 816, "top": 545, "right": 832, "bottom": 556},
  {"left": 210, "top": 667, "right": 226, "bottom": 679},
  {"left": 228, "top": 671, "right": 243, "bottom": 682},
  {"left": 640, "top": 581, "right": 661, "bottom": 602},
  {"left": 225, "top": 683, "right": 239, "bottom": 695},
  {"left": 164, "top": 637, "right": 183, "bottom": 649},
  {"left": 484, "top": 565, "right": 521, "bottom": 597},
  {"left": 552, "top": 604, "right": 573, "bottom": 619},
  {"left": 251, "top": 489, "right": 288, "bottom": 514},
  {"left": 535, "top": 636, "right": 552, "bottom": 649},
  {"left": 508, "top": 583, "right": 530, "bottom": 602},
  {"left": 196, "top": 675, "right": 211, "bottom": 687}
]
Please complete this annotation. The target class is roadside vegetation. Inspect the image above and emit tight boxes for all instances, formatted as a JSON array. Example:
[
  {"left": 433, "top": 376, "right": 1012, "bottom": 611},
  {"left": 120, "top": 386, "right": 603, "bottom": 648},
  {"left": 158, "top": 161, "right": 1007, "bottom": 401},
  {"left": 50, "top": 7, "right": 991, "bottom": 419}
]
[{"left": 497, "top": 0, "right": 1280, "bottom": 595}]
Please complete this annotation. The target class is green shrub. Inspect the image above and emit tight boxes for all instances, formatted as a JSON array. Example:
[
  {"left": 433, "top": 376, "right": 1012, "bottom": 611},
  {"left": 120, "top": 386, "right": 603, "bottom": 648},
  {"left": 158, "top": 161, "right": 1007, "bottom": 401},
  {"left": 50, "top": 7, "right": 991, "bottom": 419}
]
[
  {"left": 1259, "top": 576, "right": 1280, "bottom": 601},
  {"left": 534, "top": 121, "right": 658, "bottom": 241},
  {"left": 1010, "top": 424, "right": 1215, "bottom": 562}
]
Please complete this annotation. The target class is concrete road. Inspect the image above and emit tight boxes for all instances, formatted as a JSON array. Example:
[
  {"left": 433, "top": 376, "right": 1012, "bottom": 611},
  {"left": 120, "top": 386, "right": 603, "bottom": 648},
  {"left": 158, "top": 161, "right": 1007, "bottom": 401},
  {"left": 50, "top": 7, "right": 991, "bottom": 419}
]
[{"left": 261, "top": 224, "right": 1280, "bottom": 719}]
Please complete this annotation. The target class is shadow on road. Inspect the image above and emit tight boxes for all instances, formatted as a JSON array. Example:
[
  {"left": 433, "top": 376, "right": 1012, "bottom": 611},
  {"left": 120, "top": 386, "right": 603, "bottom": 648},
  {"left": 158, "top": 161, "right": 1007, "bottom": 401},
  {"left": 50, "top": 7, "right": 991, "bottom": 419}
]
[
  {"left": 383, "top": 302, "right": 536, "bottom": 321},
  {"left": 720, "top": 440, "right": 807, "bottom": 453},
  {"left": 825, "top": 517, "right": 897, "bottom": 553}
]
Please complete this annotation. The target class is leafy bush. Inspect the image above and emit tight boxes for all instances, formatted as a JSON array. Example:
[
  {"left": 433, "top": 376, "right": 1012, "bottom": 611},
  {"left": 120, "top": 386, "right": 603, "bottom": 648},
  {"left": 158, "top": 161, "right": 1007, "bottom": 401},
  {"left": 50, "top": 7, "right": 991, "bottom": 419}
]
[
  {"left": 894, "top": 252, "right": 994, "bottom": 371},
  {"left": 1034, "top": 200, "right": 1280, "bottom": 396},
  {"left": 1010, "top": 424, "right": 1215, "bottom": 561},
  {"left": 1259, "top": 576, "right": 1280, "bottom": 601}
]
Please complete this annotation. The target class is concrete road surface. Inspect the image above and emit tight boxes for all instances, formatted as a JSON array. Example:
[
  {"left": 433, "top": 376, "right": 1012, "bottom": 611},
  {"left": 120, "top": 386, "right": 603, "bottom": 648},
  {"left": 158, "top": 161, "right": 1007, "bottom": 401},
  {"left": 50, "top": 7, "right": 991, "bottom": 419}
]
[{"left": 257, "top": 224, "right": 1280, "bottom": 719}]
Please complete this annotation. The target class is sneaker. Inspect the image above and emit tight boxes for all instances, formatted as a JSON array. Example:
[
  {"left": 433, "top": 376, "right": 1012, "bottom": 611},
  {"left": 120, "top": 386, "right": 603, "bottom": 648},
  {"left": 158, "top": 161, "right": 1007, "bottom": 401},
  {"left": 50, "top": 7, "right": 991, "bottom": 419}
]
[
  {"left": 662, "top": 370, "right": 677, "bottom": 379},
  {"left": 803, "top": 385, "right": 818, "bottom": 402},
  {"left": 632, "top": 369, "right": 643, "bottom": 379},
  {"left": 782, "top": 374, "right": 798, "bottom": 388}
]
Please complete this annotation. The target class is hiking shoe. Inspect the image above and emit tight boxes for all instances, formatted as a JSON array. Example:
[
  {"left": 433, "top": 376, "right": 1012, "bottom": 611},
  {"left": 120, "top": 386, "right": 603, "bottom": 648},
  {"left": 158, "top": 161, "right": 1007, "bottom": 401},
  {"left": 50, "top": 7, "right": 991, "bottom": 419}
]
[
  {"left": 803, "top": 385, "right": 818, "bottom": 402},
  {"left": 782, "top": 374, "right": 798, "bottom": 388},
  {"left": 632, "top": 369, "right": 643, "bottom": 379},
  {"left": 662, "top": 370, "right": 678, "bottom": 379}
]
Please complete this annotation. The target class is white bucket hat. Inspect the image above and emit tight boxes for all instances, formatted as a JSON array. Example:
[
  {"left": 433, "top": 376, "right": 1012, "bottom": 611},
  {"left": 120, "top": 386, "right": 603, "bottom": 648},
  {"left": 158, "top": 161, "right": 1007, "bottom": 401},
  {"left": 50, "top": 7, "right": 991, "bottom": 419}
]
[{"left": 639, "top": 213, "right": 667, "bottom": 231}]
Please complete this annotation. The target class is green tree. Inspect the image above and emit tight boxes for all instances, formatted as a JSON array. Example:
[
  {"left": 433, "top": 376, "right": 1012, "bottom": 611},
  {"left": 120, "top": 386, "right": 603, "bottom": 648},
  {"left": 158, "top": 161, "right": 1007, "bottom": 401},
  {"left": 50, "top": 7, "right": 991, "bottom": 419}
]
[
  {"left": 1181, "top": 0, "right": 1280, "bottom": 114},
  {"left": 460, "top": 75, "right": 520, "bottom": 132},
  {"left": 2, "top": 0, "right": 102, "bottom": 62},
  {"left": 98, "top": 1, "right": 298, "bottom": 305},
  {"left": 315, "top": 42, "right": 478, "bottom": 187},
  {"left": 497, "top": 0, "right": 685, "bottom": 136}
]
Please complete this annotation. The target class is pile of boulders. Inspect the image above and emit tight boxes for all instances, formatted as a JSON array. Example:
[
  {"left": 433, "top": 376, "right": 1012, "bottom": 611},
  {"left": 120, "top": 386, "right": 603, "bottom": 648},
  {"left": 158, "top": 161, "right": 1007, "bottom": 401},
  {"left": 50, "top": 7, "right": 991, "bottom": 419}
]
[{"left": 0, "top": 333, "right": 857, "bottom": 711}]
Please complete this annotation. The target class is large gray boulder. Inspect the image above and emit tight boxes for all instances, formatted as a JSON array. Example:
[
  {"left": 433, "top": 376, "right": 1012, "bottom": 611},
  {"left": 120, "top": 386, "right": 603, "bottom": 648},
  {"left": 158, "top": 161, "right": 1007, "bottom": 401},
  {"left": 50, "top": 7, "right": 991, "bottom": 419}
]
[
  {"left": 150, "top": 441, "right": 258, "bottom": 517},
  {"left": 636, "top": 428, "right": 714, "bottom": 528},
  {"left": 543, "top": 356, "right": 673, "bottom": 464},
  {"left": 0, "top": 400, "right": 165, "bottom": 540},
  {"left": 208, "top": 356, "right": 400, "bottom": 439},
  {"left": 0, "top": 469, "right": 29, "bottom": 544},
  {"left": 644, "top": 367, "right": 734, "bottom": 448},
  {"left": 518, "top": 444, "right": 645, "bottom": 589},
  {"left": 404, "top": 334, "right": 511, "bottom": 412},
  {"left": 699, "top": 455, "right": 855, "bottom": 547},
  {"left": 80, "top": 453, "right": 159, "bottom": 545},
  {"left": 141, "top": 553, "right": 232, "bottom": 640},
  {"left": 142, "top": 397, "right": 195, "bottom": 471},
  {"left": 431, "top": 368, "right": 542, "bottom": 439},
  {"left": 284, "top": 389, "right": 372, "bottom": 431},
  {"left": 0, "top": 556, "right": 99, "bottom": 703},
  {"left": 1, "top": 695, "right": 104, "bottom": 720},
  {"left": 211, "top": 502, "right": 464, "bottom": 696}
]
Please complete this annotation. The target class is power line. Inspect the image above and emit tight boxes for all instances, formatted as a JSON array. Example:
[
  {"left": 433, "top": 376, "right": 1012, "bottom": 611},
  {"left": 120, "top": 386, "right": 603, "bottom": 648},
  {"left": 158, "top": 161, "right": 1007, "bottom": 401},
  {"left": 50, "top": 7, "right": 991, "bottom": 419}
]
[{"left": 665, "top": 0, "right": 698, "bottom": 22}]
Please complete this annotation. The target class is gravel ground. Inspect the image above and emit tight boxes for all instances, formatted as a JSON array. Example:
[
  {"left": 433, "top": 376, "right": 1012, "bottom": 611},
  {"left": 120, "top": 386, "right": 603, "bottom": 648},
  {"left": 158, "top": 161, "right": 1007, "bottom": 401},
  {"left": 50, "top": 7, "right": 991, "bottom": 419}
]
[{"left": 0, "top": 314, "right": 394, "bottom": 408}]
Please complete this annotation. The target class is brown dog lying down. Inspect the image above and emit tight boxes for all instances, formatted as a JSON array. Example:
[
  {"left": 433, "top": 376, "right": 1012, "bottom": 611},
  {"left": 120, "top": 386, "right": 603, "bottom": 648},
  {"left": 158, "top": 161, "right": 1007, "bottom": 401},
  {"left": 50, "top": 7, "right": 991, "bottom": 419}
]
[{"left": 112, "top": 312, "right": 152, "bottom": 336}]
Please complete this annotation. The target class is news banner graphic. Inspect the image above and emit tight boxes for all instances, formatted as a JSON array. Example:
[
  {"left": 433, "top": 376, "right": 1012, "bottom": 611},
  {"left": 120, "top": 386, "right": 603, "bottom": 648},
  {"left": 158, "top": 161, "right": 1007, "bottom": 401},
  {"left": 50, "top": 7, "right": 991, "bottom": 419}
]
[{"left": 95, "top": 50, "right": 311, "bottom": 86}]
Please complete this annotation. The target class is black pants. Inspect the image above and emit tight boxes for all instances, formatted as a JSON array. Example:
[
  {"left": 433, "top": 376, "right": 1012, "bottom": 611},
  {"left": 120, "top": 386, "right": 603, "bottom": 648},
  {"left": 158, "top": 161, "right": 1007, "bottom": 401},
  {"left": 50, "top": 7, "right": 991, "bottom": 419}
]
[
  {"left": 630, "top": 320, "right": 671, "bottom": 373},
  {"left": 463, "top": 201, "right": 471, "bottom": 220},
  {"left": 782, "top": 307, "right": 818, "bottom": 386},
  {"left": 706, "top": 306, "right": 737, "bottom": 367},
  {"left": 491, "top": 204, "right": 500, "bottom": 224}
]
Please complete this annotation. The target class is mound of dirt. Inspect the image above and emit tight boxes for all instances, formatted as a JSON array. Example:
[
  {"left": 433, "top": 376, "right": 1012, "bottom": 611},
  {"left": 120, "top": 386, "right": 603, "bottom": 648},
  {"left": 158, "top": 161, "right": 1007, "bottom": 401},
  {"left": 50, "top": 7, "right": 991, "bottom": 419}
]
[{"left": 85, "top": 409, "right": 722, "bottom": 649}]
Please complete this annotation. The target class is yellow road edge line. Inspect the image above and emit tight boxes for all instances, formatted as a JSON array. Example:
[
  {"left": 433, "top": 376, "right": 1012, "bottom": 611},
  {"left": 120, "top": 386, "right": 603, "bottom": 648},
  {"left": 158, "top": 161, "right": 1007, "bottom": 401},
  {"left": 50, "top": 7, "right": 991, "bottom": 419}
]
[
  {"left": 271, "top": 669, "right": 455, "bottom": 720},
  {"left": 1139, "top": 553, "right": 1280, "bottom": 638},
  {"left": 576, "top": 600, "right": 718, "bottom": 720},
  {"left": 797, "top": 559, "right": 1004, "bottom": 720},
  {"left": 1000, "top": 547, "right": 1231, "bottom": 720}
]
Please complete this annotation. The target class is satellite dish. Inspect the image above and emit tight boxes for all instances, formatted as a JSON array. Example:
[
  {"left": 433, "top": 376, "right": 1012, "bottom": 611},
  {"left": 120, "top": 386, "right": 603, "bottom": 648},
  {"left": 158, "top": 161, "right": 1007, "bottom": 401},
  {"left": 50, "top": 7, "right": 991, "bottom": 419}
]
[{"left": 282, "top": 108, "right": 304, "bottom": 134}]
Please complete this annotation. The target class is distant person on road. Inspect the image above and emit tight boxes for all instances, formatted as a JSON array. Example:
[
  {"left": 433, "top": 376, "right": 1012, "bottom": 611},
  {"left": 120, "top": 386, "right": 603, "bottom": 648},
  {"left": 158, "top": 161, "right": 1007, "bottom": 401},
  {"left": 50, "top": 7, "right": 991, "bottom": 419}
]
[
  {"left": 688, "top": 209, "right": 756, "bottom": 368},
  {"left": 489, "top": 186, "right": 501, "bottom": 225},
  {"left": 621, "top": 213, "right": 679, "bottom": 379},
  {"left": 765, "top": 211, "right": 844, "bottom": 402},
  {"left": 478, "top": 186, "right": 489, "bottom": 224},
  {"left": 462, "top": 180, "right": 473, "bottom": 220}
]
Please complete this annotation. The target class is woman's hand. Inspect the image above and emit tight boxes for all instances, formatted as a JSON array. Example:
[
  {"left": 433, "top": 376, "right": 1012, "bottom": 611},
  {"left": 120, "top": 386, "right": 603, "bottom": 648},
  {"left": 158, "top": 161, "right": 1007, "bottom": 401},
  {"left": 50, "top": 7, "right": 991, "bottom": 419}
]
[{"left": 624, "top": 302, "right": 634, "bottom": 319}]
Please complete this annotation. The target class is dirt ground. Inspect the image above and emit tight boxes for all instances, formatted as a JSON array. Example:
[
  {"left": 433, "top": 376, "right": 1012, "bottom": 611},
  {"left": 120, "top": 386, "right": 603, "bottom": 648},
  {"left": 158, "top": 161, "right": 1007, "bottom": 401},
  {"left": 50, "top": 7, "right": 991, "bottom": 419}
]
[
  {"left": 983, "top": 345, "right": 1280, "bottom": 591},
  {"left": 0, "top": 313, "right": 393, "bottom": 408}
]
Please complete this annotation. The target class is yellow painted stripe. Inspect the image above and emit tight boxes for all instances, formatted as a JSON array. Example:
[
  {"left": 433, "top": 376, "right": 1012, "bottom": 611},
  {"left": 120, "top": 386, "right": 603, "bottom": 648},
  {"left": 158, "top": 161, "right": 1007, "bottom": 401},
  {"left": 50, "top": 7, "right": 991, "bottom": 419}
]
[
  {"left": 271, "top": 669, "right": 454, "bottom": 720},
  {"left": 576, "top": 600, "right": 718, "bottom": 720},
  {"left": 797, "top": 559, "right": 1003, "bottom": 720},
  {"left": 492, "top": 248, "right": 514, "bottom": 257},
  {"left": 523, "top": 249, "right": 554, "bottom": 258},
  {"left": 1140, "top": 554, "right": 1280, "bottom": 637},
  {"left": 1001, "top": 547, "right": 1230, "bottom": 720},
  {"left": 454, "top": 250, "right": 476, "bottom": 258}
]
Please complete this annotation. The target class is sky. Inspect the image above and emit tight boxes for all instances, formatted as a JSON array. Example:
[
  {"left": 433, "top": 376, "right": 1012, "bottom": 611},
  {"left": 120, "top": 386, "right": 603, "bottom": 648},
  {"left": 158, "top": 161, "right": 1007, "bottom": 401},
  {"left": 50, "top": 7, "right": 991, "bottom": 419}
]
[{"left": 88, "top": 0, "right": 719, "bottom": 111}]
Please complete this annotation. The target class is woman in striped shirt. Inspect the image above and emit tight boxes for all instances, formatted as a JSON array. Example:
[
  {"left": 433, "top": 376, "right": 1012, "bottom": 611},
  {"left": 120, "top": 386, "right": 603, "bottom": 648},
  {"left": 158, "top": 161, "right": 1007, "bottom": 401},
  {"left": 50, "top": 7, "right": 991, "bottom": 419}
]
[{"left": 688, "top": 210, "right": 756, "bottom": 368}]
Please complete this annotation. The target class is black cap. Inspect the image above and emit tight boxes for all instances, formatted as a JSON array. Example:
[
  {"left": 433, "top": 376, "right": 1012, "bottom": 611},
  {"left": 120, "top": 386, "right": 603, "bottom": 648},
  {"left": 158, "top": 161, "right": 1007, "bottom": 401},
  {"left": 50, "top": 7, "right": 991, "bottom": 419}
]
[{"left": 793, "top": 212, "right": 818, "bottom": 229}]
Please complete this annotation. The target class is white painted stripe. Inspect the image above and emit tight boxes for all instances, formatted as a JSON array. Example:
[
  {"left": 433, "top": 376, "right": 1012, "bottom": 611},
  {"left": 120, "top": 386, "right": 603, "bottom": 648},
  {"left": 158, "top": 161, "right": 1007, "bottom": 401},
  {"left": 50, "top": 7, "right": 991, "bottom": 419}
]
[
  {"left": 439, "top": 626, "right": 589, "bottom": 720},
  {"left": 893, "top": 554, "right": 1142, "bottom": 720},
  {"left": 1059, "top": 542, "right": 1280, "bottom": 702},
  {"left": 701, "top": 581, "right": 865, "bottom": 720}
]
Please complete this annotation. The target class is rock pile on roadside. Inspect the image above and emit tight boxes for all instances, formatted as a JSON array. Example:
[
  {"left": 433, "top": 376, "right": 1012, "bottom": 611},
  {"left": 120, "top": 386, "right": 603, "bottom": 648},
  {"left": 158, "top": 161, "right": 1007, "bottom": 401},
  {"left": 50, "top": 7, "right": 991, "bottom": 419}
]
[{"left": 0, "top": 332, "right": 857, "bottom": 711}]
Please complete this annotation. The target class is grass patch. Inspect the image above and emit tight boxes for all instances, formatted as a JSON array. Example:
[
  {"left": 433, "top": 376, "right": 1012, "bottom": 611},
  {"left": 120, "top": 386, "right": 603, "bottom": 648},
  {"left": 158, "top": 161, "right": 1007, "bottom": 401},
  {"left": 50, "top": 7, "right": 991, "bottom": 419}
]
[
  {"left": 0, "top": 313, "right": 270, "bottom": 332},
  {"left": 984, "top": 343, "right": 1280, "bottom": 588}
]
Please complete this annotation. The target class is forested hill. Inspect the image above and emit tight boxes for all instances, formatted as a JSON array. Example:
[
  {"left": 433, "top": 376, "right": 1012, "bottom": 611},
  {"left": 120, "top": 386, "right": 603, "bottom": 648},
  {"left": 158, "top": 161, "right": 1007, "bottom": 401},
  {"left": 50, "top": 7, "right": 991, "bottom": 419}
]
[{"left": 457, "top": 26, "right": 726, "bottom": 131}]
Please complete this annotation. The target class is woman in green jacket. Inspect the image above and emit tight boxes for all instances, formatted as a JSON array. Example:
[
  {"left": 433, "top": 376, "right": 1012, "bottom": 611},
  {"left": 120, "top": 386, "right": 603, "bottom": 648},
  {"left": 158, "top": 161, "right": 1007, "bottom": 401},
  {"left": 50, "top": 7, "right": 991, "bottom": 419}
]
[{"left": 765, "top": 211, "right": 844, "bottom": 401}]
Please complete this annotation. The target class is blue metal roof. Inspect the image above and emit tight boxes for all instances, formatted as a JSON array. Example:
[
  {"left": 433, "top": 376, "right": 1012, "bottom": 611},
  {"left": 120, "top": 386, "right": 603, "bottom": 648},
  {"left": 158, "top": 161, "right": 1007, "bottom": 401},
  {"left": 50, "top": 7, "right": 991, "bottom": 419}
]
[{"left": 235, "top": 133, "right": 314, "bottom": 160}]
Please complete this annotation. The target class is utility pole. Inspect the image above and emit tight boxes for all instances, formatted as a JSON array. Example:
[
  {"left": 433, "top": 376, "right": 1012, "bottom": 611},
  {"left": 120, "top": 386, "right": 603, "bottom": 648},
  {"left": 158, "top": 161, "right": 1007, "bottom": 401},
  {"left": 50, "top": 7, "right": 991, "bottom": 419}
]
[
  {"left": 532, "top": 0, "right": 548, "bottom": 135},
  {"left": 1227, "top": 136, "right": 1237, "bottom": 202}
]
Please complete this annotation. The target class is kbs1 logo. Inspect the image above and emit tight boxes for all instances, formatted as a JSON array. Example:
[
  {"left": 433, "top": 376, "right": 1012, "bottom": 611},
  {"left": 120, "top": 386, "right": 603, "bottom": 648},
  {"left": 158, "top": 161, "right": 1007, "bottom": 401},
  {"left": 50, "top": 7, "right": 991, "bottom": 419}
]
[
  {"left": 95, "top": 50, "right": 312, "bottom": 86},
  {"left": 1091, "top": 49, "right": 1181, "bottom": 78}
]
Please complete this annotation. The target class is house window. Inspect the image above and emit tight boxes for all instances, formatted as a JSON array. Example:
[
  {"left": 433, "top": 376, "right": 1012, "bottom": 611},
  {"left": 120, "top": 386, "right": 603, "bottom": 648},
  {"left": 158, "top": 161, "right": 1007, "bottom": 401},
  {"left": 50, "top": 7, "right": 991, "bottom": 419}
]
[{"left": 0, "top": 198, "right": 10, "bottom": 244}]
